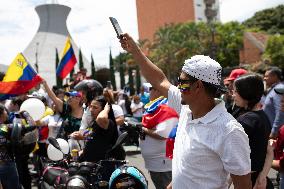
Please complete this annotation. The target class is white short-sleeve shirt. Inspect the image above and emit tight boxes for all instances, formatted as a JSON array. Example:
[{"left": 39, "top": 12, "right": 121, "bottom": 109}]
[
  {"left": 130, "top": 102, "right": 144, "bottom": 118},
  {"left": 140, "top": 109, "right": 178, "bottom": 172},
  {"left": 168, "top": 85, "right": 251, "bottom": 189},
  {"left": 112, "top": 104, "right": 124, "bottom": 118},
  {"left": 41, "top": 114, "right": 63, "bottom": 139}
]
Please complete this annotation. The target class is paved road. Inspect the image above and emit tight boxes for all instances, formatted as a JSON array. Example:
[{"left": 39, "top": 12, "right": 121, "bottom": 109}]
[
  {"left": 124, "top": 146, "right": 155, "bottom": 189},
  {"left": 124, "top": 146, "right": 279, "bottom": 189}
]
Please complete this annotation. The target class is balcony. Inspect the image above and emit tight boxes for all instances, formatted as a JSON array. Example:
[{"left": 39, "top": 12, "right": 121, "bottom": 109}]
[
  {"left": 204, "top": 0, "right": 215, "bottom": 6},
  {"left": 205, "top": 8, "right": 217, "bottom": 19}
]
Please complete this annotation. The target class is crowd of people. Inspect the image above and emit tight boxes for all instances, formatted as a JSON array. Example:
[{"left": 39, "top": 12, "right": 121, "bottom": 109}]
[
  {"left": 0, "top": 34, "right": 284, "bottom": 189},
  {"left": 119, "top": 32, "right": 284, "bottom": 189}
]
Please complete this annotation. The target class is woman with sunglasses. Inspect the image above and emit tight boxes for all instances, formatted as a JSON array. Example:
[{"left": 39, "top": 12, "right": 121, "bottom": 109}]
[{"left": 41, "top": 80, "right": 84, "bottom": 140}]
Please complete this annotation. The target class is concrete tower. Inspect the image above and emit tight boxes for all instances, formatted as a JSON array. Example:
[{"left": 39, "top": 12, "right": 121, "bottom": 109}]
[
  {"left": 136, "top": 0, "right": 220, "bottom": 41},
  {"left": 23, "top": 3, "right": 89, "bottom": 86}
]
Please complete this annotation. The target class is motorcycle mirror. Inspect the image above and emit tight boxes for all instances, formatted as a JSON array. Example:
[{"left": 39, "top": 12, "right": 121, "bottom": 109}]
[
  {"left": 275, "top": 86, "right": 284, "bottom": 95},
  {"left": 48, "top": 137, "right": 62, "bottom": 151},
  {"left": 111, "top": 132, "right": 128, "bottom": 151}
]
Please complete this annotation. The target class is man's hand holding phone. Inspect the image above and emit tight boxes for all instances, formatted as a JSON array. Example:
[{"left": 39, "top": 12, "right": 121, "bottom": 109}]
[
  {"left": 109, "top": 17, "right": 140, "bottom": 54},
  {"left": 109, "top": 17, "right": 123, "bottom": 39}
]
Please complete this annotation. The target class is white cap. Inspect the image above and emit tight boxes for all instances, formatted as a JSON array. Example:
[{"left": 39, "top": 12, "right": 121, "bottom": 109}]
[
  {"left": 143, "top": 83, "right": 152, "bottom": 93},
  {"left": 182, "top": 55, "right": 222, "bottom": 86}
]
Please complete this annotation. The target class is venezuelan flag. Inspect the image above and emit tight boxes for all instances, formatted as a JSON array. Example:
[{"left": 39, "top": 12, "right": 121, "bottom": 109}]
[
  {"left": 56, "top": 37, "right": 77, "bottom": 79},
  {"left": 0, "top": 53, "right": 42, "bottom": 100}
]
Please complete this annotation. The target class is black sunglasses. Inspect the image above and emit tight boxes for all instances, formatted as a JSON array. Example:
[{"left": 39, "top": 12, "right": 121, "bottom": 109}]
[{"left": 177, "top": 77, "right": 196, "bottom": 84}]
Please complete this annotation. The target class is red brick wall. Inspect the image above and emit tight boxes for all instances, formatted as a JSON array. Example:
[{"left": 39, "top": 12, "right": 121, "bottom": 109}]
[
  {"left": 240, "top": 36, "right": 263, "bottom": 65},
  {"left": 136, "top": 0, "right": 195, "bottom": 41}
]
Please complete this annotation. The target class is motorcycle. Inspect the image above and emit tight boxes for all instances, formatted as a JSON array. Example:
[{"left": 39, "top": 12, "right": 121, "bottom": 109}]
[
  {"left": 39, "top": 132, "right": 129, "bottom": 189},
  {"left": 120, "top": 117, "right": 145, "bottom": 147},
  {"left": 38, "top": 137, "right": 70, "bottom": 189}
]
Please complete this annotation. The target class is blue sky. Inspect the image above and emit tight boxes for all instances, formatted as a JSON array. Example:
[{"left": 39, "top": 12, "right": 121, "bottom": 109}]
[{"left": 0, "top": 0, "right": 283, "bottom": 68}]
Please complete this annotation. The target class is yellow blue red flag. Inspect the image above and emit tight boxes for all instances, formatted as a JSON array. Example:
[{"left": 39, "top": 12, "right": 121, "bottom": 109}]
[
  {"left": 56, "top": 37, "right": 77, "bottom": 79},
  {"left": 0, "top": 53, "right": 42, "bottom": 100}
]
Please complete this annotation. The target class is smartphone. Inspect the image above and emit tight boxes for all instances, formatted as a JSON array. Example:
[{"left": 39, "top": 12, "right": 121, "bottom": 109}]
[{"left": 109, "top": 17, "right": 123, "bottom": 39}]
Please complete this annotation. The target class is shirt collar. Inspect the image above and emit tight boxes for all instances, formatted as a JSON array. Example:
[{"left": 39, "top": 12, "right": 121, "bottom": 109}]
[{"left": 189, "top": 99, "right": 226, "bottom": 124}]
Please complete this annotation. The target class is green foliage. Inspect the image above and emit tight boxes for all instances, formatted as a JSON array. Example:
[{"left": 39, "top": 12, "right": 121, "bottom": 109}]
[
  {"left": 243, "top": 5, "right": 284, "bottom": 34},
  {"left": 128, "top": 67, "right": 135, "bottom": 95},
  {"left": 91, "top": 54, "right": 96, "bottom": 80},
  {"left": 113, "top": 52, "right": 132, "bottom": 70},
  {"left": 215, "top": 22, "right": 245, "bottom": 67},
  {"left": 145, "top": 21, "right": 244, "bottom": 81},
  {"left": 264, "top": 35, "right": 284, "bottom": 69},
  {"left": 109, "top": 50, "right": 117, "bottom": 90},
  {"left": 118, "top": 53, "right": 126, "bottom": 89},
  {"left": 79, "top": 48, "right": 84, "bottom": 69},
  {"left": 55, "top": 48, "right": 62, "bottom": 87},
  {"left": 113, "top": 52, "right": 134, "bottom": 90}
]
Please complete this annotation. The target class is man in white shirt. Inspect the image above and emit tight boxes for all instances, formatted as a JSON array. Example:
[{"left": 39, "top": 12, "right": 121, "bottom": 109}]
[{"left": 119, "top": 33, "right": 251, "bottom": 189}]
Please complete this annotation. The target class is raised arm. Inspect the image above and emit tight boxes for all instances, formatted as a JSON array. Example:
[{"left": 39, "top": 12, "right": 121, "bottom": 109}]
[
  {"left": 120, "top": 33, "right": 171, "bottom": 97},
  {"left": 96, "top": 103, "right": 110, "bottom": 130},
  {"left": 41, "top": 79, "right": 64, "bottom": 113}
]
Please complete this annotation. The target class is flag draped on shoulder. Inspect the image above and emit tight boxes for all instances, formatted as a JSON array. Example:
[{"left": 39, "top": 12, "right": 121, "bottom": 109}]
[
  {"left": 142, "top": 96, "right": 179, "bottom": 159},
  {"left": 0, "top": 53, "right": 42, "bottom": 100},
  {"left": 142, "top": 97, "right": 178, "bottom": 129},
  {"left": 56, "top": 37, "right": 77, "bottom": 79}
]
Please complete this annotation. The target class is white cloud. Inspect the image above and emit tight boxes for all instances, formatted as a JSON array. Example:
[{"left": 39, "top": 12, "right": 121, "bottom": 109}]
[
  {"left": 0, "top": 0, "right": 283, "bottom": 68},
  {"left": 220, "top": 0, "right": 284, "bottom": 22}
]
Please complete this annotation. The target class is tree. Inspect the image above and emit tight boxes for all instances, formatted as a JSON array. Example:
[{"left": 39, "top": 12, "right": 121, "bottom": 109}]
[
  {"left": 135, "top": 65, "right": 141, "bottom": 94},
  {"left": 118, "top": 53, "right": 125, "bottom": 89},
  {"left": 214, "top": 22, "right": 245, "bottom": 67},
  {"left": 55, "top": 48, "right": 62, "bottom": 87},
  {"left": 243, "top": 5, "right": 284, "bottom": 35},
  {"left": 79, "top": 48, "right": 84, "bottom": 69},
  {"left": 128, "top": 67, "right": 135, "bottom": 95},
  {"left": 264, "top": 34, "right": 284, "bottom": 69},
  {"left": 113, "top": 52, "right": 134, "bottom": 90},
  {"left": 109, "top": 49, "right": 117, "bottom": 90},
  {"left": 91, "top": 54, "right": 96, "bottom": 80},
  {"left": 146, "top": 22, "right": 244, "bottom": 81}
]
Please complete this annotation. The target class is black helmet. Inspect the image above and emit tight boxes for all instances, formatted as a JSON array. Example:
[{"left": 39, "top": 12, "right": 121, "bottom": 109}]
[{"left": 74, "top": 79, "right": 103, "bottom": 104}]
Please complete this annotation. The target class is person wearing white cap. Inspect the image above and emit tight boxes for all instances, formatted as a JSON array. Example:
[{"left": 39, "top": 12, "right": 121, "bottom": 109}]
[{"left": 119, "top": 33, "right": 251, "bottom": 189}]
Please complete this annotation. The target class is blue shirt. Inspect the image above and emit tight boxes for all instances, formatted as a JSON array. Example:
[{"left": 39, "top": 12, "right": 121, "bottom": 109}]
[
  {"left": 263, "top": 82, "right": 284, "bottom": 134},
  {"left": 139, "top": 93, "right": 150, "bottom": 105}
]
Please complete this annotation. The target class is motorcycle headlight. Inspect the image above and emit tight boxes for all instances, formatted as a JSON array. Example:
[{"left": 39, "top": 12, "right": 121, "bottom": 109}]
[{"left": 66, "top": 175, "right": 89, "bottom": 189}]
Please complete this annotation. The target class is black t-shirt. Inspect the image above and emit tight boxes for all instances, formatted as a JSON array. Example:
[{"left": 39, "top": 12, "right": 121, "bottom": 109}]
[
  {"left": 58, "top": 102, "right": 82, "bottom": 139},
  {"left": 237, "top": 110, "right": 271, "bottom": 172},
  {"left": 80, "top": 119, "right": 118, "bottom": 162}
]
